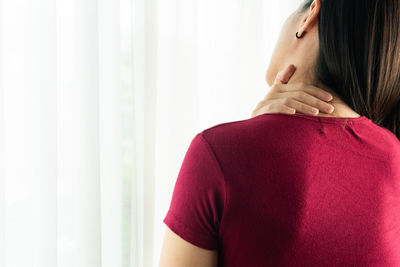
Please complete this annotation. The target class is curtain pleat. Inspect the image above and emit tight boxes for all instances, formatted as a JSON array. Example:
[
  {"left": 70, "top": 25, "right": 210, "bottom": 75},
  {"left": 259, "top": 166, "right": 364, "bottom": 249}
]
[
  {"left": 57, "top": 0, "right": 102, "bottom": 265},
  {"left": 3, "top": 0, "right": 57, "bottom": 266},
  {"left": 0, "top": 0, "right": 133, "bottom": 266}
]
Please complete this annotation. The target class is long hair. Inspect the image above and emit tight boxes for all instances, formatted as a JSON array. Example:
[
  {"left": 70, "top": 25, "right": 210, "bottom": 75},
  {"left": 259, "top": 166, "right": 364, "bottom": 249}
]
[{"left": 301, "top": 0, "right": 400, "bottom": 140}]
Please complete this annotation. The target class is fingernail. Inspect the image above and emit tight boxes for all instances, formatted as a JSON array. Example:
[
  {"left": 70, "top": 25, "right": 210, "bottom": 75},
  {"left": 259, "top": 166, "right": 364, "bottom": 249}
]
[{"left": 312, "top": 108, "right": 319, "bottom": 114}]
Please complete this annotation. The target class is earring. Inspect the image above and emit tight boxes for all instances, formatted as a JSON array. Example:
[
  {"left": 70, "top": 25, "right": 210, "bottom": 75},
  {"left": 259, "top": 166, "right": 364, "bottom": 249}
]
[{"left": 296, "top": 32, "right": 304, "bottom": 39}]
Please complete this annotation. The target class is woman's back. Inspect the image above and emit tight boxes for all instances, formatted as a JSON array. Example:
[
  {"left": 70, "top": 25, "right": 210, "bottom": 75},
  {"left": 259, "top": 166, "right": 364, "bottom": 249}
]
[{"left": 163, "top": 113, "right": 400, "bottom": 266}]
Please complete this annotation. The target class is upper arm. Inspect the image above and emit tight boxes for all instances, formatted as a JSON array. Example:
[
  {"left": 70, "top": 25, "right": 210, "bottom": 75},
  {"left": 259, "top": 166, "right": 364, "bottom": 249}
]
[
  {"left": 159, "top": 227, "right": 218, "bottom": 267},
  {"left": 160, "top": 133, "right": 226, "bottom": 266}
]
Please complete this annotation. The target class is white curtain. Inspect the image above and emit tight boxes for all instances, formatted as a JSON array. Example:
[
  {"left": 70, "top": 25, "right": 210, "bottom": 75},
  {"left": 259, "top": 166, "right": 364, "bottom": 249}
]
[{"left": 0, "top": 0, "right": 300, "bottom": 266}]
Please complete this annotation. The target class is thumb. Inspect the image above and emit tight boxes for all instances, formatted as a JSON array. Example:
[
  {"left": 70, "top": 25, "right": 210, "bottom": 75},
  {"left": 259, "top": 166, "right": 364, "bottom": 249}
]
[{"left": 273, "top": 64, "right": 297, "bottom": 85}]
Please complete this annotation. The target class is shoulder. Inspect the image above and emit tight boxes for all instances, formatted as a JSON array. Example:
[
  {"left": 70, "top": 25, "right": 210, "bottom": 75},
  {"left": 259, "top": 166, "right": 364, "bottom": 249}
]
[
  {"left": 199, "top": 113, "right": 303, "bottom": 144},
  {"left": 358, "top": 121, "right": 400, "bottom": 160},
  {"left": 197, "top": 114, "right": 305, "bottom": 160}
]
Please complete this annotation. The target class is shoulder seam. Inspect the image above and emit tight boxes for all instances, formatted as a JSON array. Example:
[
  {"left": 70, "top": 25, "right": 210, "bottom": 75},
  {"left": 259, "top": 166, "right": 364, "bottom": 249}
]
[{"left": 201, "top": 117, "right": 253, "bottom": 132}]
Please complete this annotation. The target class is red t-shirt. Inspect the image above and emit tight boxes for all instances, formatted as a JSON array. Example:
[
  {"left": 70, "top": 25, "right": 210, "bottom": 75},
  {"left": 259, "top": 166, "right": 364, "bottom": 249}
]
[{"left": 163, "top": 113, "right": 400, "bottom": 266}]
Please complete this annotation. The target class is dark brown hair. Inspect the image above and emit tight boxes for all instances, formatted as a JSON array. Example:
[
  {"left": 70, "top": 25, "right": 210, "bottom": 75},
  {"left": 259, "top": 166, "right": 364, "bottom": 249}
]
[{"left": 301, "top": 0, "right": 400, "bottom": 140}]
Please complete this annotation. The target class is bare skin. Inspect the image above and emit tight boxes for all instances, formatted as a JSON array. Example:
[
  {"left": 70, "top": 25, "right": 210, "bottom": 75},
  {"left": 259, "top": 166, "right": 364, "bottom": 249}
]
[
  {"left": 252, "top": 64, "right": 362, "bottom": 118},
  {"left": 261, "top": 0, "right": 361, "bottom": 119},
  {"left": 159, "top": 228, "right": 218, "bottom": 267}
]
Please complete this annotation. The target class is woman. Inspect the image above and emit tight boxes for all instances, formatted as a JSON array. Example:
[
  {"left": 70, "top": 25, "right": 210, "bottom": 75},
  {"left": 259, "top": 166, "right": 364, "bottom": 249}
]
[{"left": 159, "top": 0, "right": 400, "bottom": 266}]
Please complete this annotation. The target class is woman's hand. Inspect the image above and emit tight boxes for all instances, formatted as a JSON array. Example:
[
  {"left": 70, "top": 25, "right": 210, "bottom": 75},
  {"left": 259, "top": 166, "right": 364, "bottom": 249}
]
[{"left": 251, "top": 64, "right": 335, "bottom": 118}]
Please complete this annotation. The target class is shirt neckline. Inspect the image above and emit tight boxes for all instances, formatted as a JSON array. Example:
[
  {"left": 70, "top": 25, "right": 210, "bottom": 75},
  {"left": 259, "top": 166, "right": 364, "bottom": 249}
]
[{"left": 261, "top": 112, "right": 371, "bottom": 125}]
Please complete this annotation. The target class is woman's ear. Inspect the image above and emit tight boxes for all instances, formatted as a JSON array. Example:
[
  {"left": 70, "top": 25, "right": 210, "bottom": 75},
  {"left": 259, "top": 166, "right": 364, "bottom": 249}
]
[{"left": 297, "top": 0, "right": 321, "bottom": 37}]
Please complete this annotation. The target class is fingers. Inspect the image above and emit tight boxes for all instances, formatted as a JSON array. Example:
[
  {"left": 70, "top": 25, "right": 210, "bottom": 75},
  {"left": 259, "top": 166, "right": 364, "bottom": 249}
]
[
  {"left": 274, "top": 83, "right": 333, "bottom": 102},
  {"left": 273, "top": 64, "right": 297, "bottom": 85},
  {"left": 254, "top": 63, "right": 336, "bottom": 118},
  {"left": 280, "top": 98, "right": 326, "bottom": 116},
  {"left": 279, "top": 91, "right": 335, "bottom": 114}
]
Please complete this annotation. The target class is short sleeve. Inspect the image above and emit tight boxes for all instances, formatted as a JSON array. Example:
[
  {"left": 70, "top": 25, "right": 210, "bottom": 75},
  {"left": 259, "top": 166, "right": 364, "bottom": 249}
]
[{"left": 163, "top": 132, "right": 226, "bottom": 250}]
